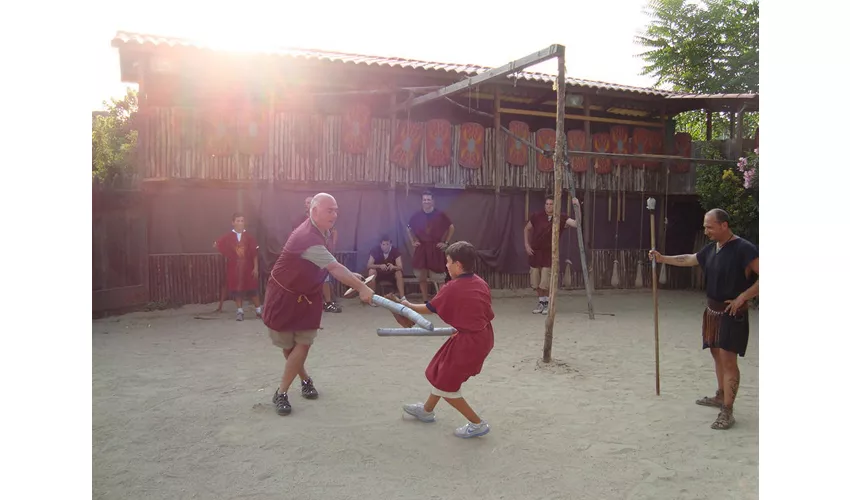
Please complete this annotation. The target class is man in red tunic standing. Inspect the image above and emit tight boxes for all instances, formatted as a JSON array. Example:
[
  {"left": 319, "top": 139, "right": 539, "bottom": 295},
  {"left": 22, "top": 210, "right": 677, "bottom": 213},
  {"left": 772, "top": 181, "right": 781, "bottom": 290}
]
[
  {"left": 523, "top": 195, "right": 581, "bottom": 315},
  {"left": 407, "top": 190, "right": 454, "bottom": 302},
  {"left": 214, "top": 213, "right": 262, "bottom": 321},
  {"left": 263, "top": 193, "right": 374, "bottom": 416}
]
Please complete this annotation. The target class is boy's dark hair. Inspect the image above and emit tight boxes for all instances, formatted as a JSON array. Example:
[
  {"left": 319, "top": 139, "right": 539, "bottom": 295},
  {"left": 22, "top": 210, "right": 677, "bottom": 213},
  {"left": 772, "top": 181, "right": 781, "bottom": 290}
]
[
  {"left": 380, "top": 234, "right": 392, "bottom": 243},
  {"left": 422, "top": 190, "right": 434, "bottom": 199},
  {"left": 446, "top": 241, "right": 477, "bottom": 273},
  {"left": 545, "top": 194, "right": 555, "bottom": 202},
  {"left": 232, "top": 212, "right": 245, "bottom": 221}
]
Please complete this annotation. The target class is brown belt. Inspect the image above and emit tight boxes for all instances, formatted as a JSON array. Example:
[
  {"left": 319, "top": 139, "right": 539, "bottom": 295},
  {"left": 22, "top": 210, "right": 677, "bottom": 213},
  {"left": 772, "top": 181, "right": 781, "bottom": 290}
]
[{"left": 269, "top": 273, "right": 313, "bottom": 304}]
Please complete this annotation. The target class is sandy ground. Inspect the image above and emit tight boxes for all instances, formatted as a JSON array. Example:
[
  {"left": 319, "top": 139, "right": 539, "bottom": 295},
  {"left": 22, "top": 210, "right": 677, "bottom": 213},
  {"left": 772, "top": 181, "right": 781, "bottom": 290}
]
[{"left": 93, "top": 290, "right": 758, "bottom": 500}]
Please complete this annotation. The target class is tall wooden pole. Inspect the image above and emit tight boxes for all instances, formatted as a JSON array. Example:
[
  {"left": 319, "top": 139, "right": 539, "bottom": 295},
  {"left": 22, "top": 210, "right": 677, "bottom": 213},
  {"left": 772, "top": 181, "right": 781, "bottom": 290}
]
[
  {"left": 648, "top": 197, "right": 661, "bottom": 395},
  {"left": 543, "top": 48, "right": 566, "bottom": 363}
]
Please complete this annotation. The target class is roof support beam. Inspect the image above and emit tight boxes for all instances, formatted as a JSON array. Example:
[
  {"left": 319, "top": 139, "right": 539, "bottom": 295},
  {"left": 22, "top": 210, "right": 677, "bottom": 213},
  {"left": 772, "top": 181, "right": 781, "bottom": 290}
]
[{"left": 404, "top": 45, "right": 561, "bottom": 109}]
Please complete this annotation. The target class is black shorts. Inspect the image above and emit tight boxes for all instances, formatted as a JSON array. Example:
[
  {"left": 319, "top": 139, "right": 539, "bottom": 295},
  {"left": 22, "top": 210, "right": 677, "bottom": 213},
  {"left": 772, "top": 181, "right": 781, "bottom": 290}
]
[{"left": 702, "top": 307, "right": 750, "bottom": 357}]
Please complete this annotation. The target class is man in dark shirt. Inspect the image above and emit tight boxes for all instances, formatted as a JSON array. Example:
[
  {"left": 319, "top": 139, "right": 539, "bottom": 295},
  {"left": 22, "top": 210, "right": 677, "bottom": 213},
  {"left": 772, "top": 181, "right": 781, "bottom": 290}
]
[
  {"left": 366, "top": 235, "right": 406, "bottom": 299},
  {"left": 650, "top": 208, "right": 759, "bottom": 430}
]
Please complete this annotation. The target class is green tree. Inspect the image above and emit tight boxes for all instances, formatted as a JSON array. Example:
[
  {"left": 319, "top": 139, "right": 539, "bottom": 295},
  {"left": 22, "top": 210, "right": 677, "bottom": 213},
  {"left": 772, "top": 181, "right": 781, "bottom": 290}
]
[
  {"left": 92, "top": 88, "right": 139, "bottom": 188},
  {"left": 636, "top": 0, "right": 759, "bottom": 140},
  {"left": 695, "top": 143, "right": 758, "bottom": 243}
]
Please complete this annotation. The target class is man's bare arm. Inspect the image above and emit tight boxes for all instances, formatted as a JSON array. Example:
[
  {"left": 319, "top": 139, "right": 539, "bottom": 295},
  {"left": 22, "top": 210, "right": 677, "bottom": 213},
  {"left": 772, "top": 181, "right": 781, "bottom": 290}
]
[
  {"left": 366, "top": 255, "right": 378, "bottom": 271},
  {"left": 650, "top": 251, "right": 699, "bottom": 267},
  {"left": 443, "top": 224, "right": 455, "bottom": 243},
  {"left": 327, "top": 261, "right": 371, "bottom": 293},
  {"left": 739, "top": 258, "right": 759, "bottom": 301}
]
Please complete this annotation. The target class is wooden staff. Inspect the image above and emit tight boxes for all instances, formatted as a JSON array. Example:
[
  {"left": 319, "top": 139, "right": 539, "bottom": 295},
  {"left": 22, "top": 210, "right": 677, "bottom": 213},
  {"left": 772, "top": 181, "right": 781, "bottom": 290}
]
[{"left": 648, "top": 196, "right": 660, "bottom": 396}]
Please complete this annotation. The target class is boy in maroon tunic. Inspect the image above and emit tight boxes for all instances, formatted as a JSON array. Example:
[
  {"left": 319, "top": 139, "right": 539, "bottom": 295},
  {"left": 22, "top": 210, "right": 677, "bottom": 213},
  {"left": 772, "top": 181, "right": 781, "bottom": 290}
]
[
  {"left": 366, "top": 235, "right": 405, "bottom": 299},
  {"left": 401, "top": 241, "right": 494, "bottom": 438},
  {"left": 523, "top": 195, "right": 580, "bottom": 315},
  {"left": 263, "top": 193, "right": 373, "bottom": 416},
  {"left": 407, "top": 190, "right": 454, "bottom": 302},
  {"left": 213, "top": 213, "right": 261, "bottom": 321}
]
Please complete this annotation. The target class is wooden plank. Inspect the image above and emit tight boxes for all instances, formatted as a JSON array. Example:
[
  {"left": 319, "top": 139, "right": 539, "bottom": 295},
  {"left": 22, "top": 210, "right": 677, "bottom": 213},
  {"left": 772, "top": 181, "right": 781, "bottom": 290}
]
[
  {"left": 499, "top": 106, "right": 665, "bottom": 128},
  {"left": 405, "top": 45, "right": 560, "bottom": 109}
]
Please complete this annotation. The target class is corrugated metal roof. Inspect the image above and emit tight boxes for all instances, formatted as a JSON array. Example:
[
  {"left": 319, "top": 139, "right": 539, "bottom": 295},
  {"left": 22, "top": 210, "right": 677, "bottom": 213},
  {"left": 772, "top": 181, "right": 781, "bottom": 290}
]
[{"left": 112, "top": 31, "right": 674, "bottom": 97}]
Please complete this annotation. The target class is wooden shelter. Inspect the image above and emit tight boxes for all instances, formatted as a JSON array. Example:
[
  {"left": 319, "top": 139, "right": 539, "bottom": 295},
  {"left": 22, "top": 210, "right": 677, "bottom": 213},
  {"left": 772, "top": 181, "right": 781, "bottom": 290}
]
[{"left": 93, "top": 31, "right": 758, "bottom": 314}]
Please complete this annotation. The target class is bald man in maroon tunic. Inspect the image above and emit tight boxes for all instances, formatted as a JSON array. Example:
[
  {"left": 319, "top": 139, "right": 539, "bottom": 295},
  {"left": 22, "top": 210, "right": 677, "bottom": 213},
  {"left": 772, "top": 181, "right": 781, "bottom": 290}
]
[
  {"left": 407, "top": 190, "right": 454, "bottom": 302},
  {"left": 293, "top": 195, "right": 342, "bottom": 313},
  {"left": 523, "top": 195, "right": 580, "bottom": 315},
  {"left": 263, "top": 193, "right": 373, "bottom": 416}
]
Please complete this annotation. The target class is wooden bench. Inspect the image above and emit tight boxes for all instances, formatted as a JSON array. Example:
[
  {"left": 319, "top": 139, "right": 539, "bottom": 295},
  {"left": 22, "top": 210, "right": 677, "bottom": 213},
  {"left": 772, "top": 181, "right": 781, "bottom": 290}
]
[{"left": 375, "top": 276, "right": 441, "bottom": 298}]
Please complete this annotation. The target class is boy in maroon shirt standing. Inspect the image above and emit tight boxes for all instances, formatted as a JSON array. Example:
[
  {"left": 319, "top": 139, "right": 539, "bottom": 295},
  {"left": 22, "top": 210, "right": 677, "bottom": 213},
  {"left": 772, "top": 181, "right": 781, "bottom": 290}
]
[{"left": 401, "top": 241, "right": 495, "bottom": 438}]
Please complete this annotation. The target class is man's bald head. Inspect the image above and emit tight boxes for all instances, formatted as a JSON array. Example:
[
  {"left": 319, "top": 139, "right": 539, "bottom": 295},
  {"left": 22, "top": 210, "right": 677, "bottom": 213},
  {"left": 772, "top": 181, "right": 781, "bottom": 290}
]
[
  {"left": 310, "top": 193, "right": 339, "bottom": 232},
  {"left": 703, "top": 208, "right": 732, "bottom": 242}
]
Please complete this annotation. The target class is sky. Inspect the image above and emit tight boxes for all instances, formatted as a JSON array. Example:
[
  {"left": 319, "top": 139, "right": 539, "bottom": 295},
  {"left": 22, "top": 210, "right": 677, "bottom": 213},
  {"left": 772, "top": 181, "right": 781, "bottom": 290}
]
[{"left": 88, "top": 0, "right": 660, "bottom": 110}]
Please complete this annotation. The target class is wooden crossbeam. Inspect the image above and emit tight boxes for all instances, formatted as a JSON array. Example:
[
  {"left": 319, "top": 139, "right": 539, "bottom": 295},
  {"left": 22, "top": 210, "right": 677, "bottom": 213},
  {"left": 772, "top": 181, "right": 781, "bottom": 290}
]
[{"left": 404, "top": 45, "right": 561, "bottom": 109}]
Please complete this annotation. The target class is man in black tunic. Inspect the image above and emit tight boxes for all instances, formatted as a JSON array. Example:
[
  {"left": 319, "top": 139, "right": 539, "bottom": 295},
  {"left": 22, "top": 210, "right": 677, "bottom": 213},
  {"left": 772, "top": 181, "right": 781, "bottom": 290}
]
[{"left": 650, "top": 209, "right": 759, "bottom": 430}]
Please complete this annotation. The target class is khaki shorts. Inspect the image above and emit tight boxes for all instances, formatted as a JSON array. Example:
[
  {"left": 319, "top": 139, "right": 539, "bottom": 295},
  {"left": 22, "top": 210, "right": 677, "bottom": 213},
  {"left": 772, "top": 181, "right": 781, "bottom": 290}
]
[
  {"left": 414, "top": 268, "right": 446, "bottom": 282},
  {"left": 530, "top": 267, "right": 552, "bottom": 290},
  {"left": 268, "top": 328, "right": 318, "bottom": 350}
]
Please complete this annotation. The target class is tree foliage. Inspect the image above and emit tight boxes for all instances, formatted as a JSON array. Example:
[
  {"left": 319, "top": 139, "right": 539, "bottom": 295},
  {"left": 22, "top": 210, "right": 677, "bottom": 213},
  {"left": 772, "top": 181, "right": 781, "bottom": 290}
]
[
  {"left": 636, "top": 0, "right": 759, "bottom": 94},
  {"left": 636, "top": 0, "right": 759, "bottom": 141},
  {"left": 695, "top": 143, "right": 758, "bottom": 243},
  {"left": 92, "top": 89, "right": 139, "bottom": 188}
]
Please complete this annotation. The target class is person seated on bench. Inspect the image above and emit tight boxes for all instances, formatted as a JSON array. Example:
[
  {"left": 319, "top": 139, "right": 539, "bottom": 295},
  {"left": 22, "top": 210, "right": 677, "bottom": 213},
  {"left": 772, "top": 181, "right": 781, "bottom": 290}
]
[{"left": 366, "top": 235, "right": 406, "bottom": 300}]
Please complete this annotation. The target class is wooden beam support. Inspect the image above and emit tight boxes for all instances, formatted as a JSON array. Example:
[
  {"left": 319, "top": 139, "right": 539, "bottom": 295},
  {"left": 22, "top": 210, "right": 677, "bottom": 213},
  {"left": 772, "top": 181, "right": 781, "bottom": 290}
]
[
  {"left": 498, "top": 106, "right": 664, "bottom": 128},
  {"left": 405, "top": 45, "right": 561, "bottom": 109},
  {"left": 543, "top": 46, "right": 566, "bottom": 363}
]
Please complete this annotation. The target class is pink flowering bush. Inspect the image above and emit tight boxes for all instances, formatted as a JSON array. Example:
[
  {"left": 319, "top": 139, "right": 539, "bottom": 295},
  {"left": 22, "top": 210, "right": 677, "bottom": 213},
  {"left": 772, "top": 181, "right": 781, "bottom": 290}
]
[{"left": 737, "top": 148, "right": 759, "bottom": 190}]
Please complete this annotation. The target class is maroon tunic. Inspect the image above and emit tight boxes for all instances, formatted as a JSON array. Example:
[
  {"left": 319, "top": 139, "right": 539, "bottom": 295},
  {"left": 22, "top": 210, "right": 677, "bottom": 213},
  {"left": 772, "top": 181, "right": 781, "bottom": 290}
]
[
  {"left": 369, "top": 245, "right": 402, "bottom": 282},
  {"left": 424, "top": 273, "right": 495, "bottom": 393},
  {"left": 528, "top": 211, "right": 569, "bottom": 269},
  {"left": 408, "top": 209, "right": 452, "bottom": 273},
  {"left": 215, "top": 231, "right": 259, "bottom": 292},
  {"left": 262, "top": 219, "right": 329, "bottom": 332}
]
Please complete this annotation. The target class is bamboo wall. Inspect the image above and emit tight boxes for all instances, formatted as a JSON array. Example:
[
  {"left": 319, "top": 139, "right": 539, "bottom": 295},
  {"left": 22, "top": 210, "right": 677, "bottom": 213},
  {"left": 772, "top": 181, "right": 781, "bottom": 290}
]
[{"left": 139, "top": 107, "right": 697, "bottom": 194}]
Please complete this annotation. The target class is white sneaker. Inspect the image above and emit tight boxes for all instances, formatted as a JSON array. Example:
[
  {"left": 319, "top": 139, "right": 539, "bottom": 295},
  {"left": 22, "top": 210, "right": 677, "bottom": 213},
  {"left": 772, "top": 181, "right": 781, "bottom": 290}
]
[
  {"left": 454, "top": 420, "right": 490, "bottom": 438},
  {"left": 403, "top": 402, "right": 436, "bottom": 423},
  {"left": 541, "top": 303, "right": 549, "bottom": 315},
  {"left": 532, "top": 302, "right": 545, "bottom": 314}
]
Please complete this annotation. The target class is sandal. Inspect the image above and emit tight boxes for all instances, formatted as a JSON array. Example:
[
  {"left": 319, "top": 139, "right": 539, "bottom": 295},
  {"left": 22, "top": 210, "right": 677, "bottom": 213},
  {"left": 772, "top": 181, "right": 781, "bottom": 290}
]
[
  {"left": 696, "top": 390, "right": 724, "bottom": 408},
  {"left": 711, "top": 406, "right": 736, "bottom": 430}
]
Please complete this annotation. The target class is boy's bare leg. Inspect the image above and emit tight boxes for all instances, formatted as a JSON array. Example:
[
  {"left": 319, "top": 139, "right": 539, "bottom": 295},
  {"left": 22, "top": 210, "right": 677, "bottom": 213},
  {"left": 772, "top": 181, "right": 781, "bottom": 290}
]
[
  {"left": 279, "top": 344, "right": 310, "bottom": 394},
  {"left": 251, "top": 294, "right": 262, "bottom": 308},
  {"left": 423, "top": 394, "right": 441, "bottom": 412},
  {"left": 323, "top": 282, "right": 332, "bottom": 303},
  {"left": 444, "top": 397, "right": 482, "bottom": 424}
]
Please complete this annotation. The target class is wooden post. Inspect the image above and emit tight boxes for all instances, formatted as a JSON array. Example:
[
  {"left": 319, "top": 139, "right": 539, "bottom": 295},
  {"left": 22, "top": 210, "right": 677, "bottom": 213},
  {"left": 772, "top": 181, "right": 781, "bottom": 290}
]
[
  {"left": 583, "top": 94, "right": 595, "bottom": 287},
  {"left": 494, "top": 88, "right": 503, "bottom": 195},
  {"left": 389, "top": 89, "right": 399, "bottom": 244},
  {"left": 648, "top": 197, "right": 660, "bottom": 395},
  {"left": 543, "top": 48, "right": 566, "bottom": 363},
  {"left": 706, "top": 110, "right": 712, "bottom": 141}
]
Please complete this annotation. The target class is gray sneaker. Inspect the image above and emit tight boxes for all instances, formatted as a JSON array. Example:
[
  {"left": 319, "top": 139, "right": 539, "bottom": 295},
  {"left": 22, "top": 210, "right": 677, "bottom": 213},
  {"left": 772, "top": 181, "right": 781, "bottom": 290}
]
[
  {"left": 236, "top": 311, "right": 244, "bottom": 321},
  {"left": 532, "top": 302, "right": 545, "bottom": 314},
  {"left": 541, "top": 303, "right": 549, "bottom": 315},
  {"left": 454, "top": 421, "right": 490, "bottom": 438},
  {"left": 403, "top": 402, "right": 436, "bottom": 423}
]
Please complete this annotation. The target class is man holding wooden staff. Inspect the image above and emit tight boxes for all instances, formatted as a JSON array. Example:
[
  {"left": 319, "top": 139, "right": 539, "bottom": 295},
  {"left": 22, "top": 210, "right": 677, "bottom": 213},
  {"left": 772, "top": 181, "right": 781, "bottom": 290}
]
[
  {"left": 263, "top": 193, "right": 374, "bottom": 416},
  {"left": 524, "top": 195, "right": 581, "bottom": 315},
  {"left": 649, "top": 208, "right": 758, "bottom": 430}
]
